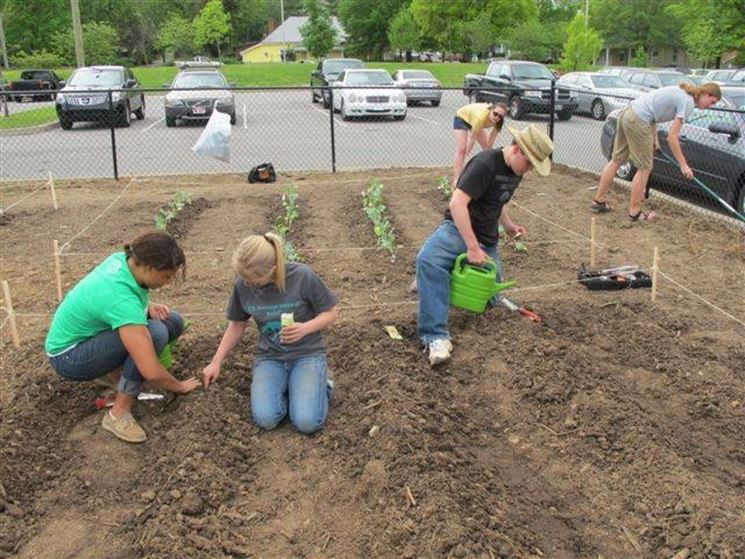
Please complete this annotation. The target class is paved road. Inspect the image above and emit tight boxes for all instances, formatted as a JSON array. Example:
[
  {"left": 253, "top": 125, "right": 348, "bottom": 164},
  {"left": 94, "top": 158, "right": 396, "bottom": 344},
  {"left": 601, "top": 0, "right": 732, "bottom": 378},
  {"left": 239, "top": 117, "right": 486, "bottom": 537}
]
[{"left": 0, "top": 89, "right": 609, "bottom": 181}]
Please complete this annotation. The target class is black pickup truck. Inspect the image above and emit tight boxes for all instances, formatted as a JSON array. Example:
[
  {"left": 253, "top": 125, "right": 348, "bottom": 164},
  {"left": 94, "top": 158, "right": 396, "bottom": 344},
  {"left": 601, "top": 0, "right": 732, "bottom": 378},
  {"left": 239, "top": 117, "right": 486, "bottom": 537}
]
[
  {"left": 310, "top": 58, "right": 363, "bottom": 108},
  {"left": 463, "top": 60, "right": 577, "bottom": 120},
  {"left": 8, "top": 69, "right": 62, "bottom": 102}
]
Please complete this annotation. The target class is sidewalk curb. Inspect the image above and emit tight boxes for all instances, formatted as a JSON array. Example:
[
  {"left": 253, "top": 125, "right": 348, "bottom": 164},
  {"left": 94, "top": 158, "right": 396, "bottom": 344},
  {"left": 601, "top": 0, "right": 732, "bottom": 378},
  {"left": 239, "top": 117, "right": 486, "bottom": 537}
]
[{"left": 0, "top": 121, "right": 60, "bottom": 136}]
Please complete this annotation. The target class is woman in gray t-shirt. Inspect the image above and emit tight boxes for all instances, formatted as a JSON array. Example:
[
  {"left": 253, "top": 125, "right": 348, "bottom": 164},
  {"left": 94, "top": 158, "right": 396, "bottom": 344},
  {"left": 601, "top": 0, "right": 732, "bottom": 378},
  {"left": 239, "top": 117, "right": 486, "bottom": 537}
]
[
  {"left": 202, "top": 233, "right": 339, "bottom": 434},
  {"left": 591, "top": 82, "right": 721, "bottom": 222}
]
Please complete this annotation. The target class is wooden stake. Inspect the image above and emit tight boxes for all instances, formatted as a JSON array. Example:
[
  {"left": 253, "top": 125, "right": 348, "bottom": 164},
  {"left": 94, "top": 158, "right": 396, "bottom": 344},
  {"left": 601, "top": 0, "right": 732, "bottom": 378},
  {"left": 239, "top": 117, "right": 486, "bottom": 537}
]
[
  {"left": 651, "top": 246, "right": 659, "bottom": 302},
  {"left": 48, "top": 171, "right": 58, "bottom": 210},
  {"left": 590, "top": 217, "right": 596, "bottom": 267},
  {"left": 53, "top": 239, "right": 63, "bottom": 301},
  {"left": 2, "top": 280, "right": 20, "bottom": 348}
]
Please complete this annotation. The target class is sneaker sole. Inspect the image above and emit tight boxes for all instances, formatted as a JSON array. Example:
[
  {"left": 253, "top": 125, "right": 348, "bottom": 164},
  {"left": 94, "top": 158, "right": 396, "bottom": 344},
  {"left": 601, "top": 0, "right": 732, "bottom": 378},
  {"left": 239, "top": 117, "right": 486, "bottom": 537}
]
[
  {"left": 101, "top": 419, "right": 147, "bottom": 444},
  {"left": 429, "top": 355, "right": 451, "bottom": 366}
]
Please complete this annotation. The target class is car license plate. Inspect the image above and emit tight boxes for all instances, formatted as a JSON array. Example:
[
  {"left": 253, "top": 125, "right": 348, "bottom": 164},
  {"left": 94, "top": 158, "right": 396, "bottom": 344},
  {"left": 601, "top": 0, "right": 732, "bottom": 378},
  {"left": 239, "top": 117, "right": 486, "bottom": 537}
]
[
  {"left": 555, "top": 104, "right": 563, "bottom": 109},
  {"left": 193, "top": 106, "right": 206, "bottom": 115}
]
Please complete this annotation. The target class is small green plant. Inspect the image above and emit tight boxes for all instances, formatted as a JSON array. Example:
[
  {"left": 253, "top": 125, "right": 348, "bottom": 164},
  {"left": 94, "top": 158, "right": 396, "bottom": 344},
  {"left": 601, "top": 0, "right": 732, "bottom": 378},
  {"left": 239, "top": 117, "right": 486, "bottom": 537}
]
[
  {"left": 436, "top": 175, "right": 453, "bottom": 198},
  {"left": 155, "top": 191, "right": 192, "bottom": 230},
  {"left": 362, "top": 178, "right": 397, "bottom": 258},
  {"left": 499, "top": 224, "right": 528, "bottom": 253},
  {"left": 273, "top": 183, "right": 301, "bottom": 262}
]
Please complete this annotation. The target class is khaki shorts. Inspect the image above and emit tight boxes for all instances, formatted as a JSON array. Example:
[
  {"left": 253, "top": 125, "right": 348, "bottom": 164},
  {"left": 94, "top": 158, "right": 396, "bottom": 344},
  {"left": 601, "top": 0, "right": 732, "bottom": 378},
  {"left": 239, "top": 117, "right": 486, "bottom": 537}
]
[{"left": 611, "top": 108, "right": 653, "bottom": 170}]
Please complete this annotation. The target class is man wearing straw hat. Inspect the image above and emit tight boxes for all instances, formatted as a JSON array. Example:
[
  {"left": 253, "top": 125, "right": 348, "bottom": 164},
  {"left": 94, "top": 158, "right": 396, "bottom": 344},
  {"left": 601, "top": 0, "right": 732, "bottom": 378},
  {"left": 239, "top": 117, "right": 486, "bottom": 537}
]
[{"left": 416, "top": 124, "right": 554, "bottom": 365}]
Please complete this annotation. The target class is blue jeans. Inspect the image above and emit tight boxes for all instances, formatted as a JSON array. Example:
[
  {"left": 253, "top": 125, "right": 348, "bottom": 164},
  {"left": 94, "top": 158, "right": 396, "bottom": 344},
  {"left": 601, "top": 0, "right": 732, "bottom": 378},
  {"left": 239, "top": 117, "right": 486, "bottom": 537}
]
[
  {"left": 251, "top": 354, "right": 329, "bottom": 434},
  {"left": 48, "top": 312, "right": 184, "bottom": 397},
  {"left": 417, "top": 220, "right": 501, "bottom": 343}
]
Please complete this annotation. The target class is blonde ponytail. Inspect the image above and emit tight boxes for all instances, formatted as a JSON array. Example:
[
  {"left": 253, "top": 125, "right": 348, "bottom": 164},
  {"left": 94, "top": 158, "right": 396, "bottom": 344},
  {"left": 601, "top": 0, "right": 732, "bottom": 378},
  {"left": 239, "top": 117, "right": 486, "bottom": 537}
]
[
  {"left": 232, "top": 233, "right": 287, "bottom": 290},
  {"left": 679, "top": 82, "right": 721, "bottom": 101}
]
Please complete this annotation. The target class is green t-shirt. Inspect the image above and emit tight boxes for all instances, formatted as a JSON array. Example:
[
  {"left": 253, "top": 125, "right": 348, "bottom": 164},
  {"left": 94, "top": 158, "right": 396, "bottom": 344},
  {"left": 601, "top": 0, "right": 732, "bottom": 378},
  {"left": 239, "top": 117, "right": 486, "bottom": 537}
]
[{"left": 45, "top": 252, "right": 149, "bottom": 355}]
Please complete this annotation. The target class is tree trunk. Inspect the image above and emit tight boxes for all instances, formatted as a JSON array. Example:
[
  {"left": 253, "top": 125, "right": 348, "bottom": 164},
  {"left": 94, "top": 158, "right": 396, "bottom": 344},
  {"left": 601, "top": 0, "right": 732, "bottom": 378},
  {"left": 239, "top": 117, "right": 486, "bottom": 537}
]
[{"left": 216, "top": 41, "right": 222, "bottom": 62}]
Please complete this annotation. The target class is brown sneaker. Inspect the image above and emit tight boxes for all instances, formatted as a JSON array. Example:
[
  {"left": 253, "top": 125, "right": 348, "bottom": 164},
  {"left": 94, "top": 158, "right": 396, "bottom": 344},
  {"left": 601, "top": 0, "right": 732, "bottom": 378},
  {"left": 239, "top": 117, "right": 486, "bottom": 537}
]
[{"left": 101, "top": 411, "right": 147, "bottom": 443}]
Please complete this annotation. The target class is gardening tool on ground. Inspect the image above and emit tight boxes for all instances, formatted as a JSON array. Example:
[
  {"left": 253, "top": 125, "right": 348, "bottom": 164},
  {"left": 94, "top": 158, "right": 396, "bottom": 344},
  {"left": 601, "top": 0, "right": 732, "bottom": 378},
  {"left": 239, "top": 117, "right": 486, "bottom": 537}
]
[
  {"left": 578, "top": 264, "right": 651, "bottom": 290},
  {"left": 499, "top": 295, "right": 543, "bottom": 324},
  {"left": 450, "top": 254, "right": 516, "bottom": 313},
  {"left": 658, "top": 150, "right": 745, "bottom": 222}
]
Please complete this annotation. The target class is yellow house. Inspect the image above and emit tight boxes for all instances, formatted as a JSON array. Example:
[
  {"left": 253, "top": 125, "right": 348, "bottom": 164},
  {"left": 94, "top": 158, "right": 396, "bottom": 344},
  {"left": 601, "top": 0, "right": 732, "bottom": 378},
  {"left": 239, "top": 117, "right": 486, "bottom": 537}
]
[{"left": 240, "top": 16, "right": 347, "bottom": 63}]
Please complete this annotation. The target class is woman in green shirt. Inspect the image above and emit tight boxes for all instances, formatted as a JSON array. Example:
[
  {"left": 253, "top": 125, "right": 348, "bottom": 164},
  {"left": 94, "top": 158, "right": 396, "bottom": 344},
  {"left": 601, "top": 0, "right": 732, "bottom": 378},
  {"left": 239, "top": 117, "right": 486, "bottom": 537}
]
[{"left": 46, "top": 232, "right": 200, "bottom": 443}]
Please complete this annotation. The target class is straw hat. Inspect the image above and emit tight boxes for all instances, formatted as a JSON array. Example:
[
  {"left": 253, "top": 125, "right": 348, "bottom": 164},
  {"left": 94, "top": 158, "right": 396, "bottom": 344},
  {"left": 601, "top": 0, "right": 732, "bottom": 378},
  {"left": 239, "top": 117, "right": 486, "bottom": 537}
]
[{"left": 507, "top": 124, "right": 554, "bottom": 176}]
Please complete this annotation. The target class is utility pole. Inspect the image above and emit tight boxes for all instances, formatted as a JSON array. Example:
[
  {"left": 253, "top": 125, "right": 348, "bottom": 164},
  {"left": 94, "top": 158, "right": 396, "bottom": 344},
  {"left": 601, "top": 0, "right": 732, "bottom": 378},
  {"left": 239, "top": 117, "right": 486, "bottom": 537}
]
[
  {"left": 70, "top": 0, "right": 85, "bottom": 67},
  {"left": 280, "top": 0, "right": 285, "bottom": 63},
  {"left": 585, "top": 0, "right": 589, "bottom": 29},
  {"left": 0, "top": 15, "right": 9, "bottom": 69}
]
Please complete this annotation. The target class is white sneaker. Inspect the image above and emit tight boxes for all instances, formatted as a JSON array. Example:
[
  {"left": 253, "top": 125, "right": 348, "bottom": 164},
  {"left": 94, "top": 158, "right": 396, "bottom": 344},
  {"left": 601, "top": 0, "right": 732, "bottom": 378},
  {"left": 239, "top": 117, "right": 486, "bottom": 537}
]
[{"left": 427, "top": 339, "right": 453, "bottom": 366}]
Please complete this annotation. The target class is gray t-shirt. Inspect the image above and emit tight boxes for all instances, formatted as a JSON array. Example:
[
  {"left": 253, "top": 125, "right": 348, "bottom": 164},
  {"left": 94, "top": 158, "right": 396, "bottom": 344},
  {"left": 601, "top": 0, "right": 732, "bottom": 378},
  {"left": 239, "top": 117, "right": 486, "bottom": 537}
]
[
  {"left": 227, "top": 262, "right": 338, "bottom": 361},
  {"left": 630, "top": 85, "right": 694, "bottom": 124}
]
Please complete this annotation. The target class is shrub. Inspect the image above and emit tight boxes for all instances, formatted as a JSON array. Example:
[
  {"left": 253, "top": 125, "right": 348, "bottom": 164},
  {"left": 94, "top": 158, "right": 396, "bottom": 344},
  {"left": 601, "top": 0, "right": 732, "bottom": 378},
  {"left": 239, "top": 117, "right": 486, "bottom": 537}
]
[{"left": 11, "top": 50, "right": 64, "bottom": 69}]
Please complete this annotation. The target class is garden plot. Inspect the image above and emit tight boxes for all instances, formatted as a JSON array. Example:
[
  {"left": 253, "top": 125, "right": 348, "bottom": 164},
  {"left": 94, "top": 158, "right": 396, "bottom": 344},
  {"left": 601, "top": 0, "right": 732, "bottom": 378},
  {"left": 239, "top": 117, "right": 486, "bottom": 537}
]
[{"left": 1, "top": 167, "right": 744, "bottom": 559}]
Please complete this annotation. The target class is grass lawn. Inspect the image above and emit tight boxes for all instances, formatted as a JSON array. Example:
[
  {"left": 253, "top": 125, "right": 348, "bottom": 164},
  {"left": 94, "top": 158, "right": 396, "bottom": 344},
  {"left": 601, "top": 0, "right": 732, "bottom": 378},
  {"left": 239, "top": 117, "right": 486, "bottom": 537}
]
[
  {"left": 3, "top": 62, "right": 487, "bottom": 90},
  {"left": 0, "top": 106, "right": 58, "bottom": 129}
]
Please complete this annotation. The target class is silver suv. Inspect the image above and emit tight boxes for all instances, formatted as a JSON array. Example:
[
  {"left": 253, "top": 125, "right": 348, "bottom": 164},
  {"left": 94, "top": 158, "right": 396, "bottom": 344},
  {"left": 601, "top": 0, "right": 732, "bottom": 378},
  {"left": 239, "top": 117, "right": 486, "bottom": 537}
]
[
  {"left": 55, "top": 66, "right": 145, "bottom": 129},
  {"left": 164, "top": 64, "right": 236, "bottom": 127}
]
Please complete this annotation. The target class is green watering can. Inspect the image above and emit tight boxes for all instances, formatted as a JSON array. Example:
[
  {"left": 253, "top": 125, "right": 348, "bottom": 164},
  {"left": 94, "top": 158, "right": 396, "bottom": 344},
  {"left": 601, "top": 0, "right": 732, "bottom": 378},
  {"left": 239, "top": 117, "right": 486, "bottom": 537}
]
[{"left": 450, "top": 253, "right": 516, "bottom": 313}]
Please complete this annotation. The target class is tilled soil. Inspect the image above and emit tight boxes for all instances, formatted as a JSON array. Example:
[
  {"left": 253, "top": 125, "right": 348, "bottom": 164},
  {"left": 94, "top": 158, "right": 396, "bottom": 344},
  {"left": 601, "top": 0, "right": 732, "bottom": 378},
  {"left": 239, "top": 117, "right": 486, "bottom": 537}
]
[{"left": 1, "top": 167, "right": 744, "bottom": 559}]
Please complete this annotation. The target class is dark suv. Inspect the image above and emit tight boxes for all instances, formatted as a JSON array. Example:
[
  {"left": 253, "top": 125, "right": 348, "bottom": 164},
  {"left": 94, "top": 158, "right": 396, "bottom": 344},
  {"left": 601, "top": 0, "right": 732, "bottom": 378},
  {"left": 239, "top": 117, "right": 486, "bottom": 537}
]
[
  {"left": 463, "top": 60, "right": 577, "bottom": 120},
  {"left": 310, "top": 58, "right": 364, "bottom": 108},
  {"left": 55, "top": 66, "right": 145, "bottom": 129}
]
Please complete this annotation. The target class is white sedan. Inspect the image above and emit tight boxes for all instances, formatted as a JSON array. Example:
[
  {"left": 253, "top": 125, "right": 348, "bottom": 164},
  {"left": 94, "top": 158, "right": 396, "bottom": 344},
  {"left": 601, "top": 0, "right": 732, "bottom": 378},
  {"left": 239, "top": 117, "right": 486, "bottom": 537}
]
[{"left": 331, "top": 69, "right": 407, "bottom": 121}]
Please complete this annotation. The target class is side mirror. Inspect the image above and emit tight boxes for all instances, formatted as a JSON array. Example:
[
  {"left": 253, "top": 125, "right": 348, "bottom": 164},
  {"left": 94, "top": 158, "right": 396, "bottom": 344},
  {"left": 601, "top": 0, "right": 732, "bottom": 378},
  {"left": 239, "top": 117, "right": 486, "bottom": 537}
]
[
  {"left": 59, "top": 80, "right": 66, "bottom": 88},
  {"left": 709, "top": 122, "right": 740, "bottom": 138},
  {"left": 499, "top": 74, "right": 510, "bottom": 80},
  {"left": 125, "top": 79, "right": 137, "bottom": 88}
]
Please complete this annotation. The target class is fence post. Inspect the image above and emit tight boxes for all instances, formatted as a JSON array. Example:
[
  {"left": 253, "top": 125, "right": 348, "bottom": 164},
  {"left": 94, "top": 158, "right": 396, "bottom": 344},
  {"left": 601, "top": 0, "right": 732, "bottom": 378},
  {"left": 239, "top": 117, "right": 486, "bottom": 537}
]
[
  {"left": 328, "top": 86, "right": 337, "bottom": 173},
  {"left": 108, "top": 90, "right": 119, "bottom": 180},
  {"left": 548, "top": 79, "right": 556, "bottom": 155}
]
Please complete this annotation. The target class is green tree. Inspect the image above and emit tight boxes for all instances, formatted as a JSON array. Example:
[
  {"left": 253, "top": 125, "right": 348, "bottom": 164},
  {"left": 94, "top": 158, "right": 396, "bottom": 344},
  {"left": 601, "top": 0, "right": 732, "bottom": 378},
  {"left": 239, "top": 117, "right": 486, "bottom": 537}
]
[
  {"left": 156, "top": 12, "right": 194, "bottom": 59},
  {"left": 465, "top": 12, "right": 493, "bottom": 59},
  {"left": 593, "top": 0, "right": 679, "bottom": 54},
  {"left": 193, "top": 0, "right": 231, "bottom": 60},
  {"left": 2, "top": 0, "right": 70, "bottom": 57},
  {"left": 559, "top": 12, "right": 602, "bottom": 71},
  {"left": 300, "top": 0, "right": 336, "bottom": 60},
  {"left": 51, "top": 21, "right": 120, "bottom": 65},
  {"left": 507, "top": 20, "right": 553, "bottom": 62},
  {"left": 387, "top": 8, "right": 419, "bottom": 61},
  {"left": 630, "top": 45, "right": 648, "bottom": 67},
  {"left": 337, "top": 0, "right": 409, "bottom": 59}
]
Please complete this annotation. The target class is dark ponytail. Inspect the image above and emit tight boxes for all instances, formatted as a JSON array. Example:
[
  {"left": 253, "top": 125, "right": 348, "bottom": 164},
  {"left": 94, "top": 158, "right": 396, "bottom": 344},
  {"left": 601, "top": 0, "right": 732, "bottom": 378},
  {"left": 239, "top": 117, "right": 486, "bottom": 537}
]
[{"left": 124, "top": 232, "right": 186, "bottom": 279}]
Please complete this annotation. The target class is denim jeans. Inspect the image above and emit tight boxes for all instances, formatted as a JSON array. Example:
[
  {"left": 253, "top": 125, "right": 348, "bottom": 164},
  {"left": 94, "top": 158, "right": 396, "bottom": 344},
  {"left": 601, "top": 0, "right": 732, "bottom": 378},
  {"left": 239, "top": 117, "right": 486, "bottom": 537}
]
[
  {"left": 251, "top": 354, "right": 329, "bottom": 434},
  {"left": 416, "top": 220, "right": 501, "bottom": 343},
  {"left": 48, "top": 311, "right": 184, "bottom": 397}
]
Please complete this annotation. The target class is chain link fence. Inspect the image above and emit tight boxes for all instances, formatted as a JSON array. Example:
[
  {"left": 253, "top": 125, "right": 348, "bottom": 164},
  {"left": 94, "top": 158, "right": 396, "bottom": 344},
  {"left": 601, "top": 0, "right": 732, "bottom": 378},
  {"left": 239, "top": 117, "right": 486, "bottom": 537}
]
[{"left": 1, "top": 84, "right": 743, "bottom": 222}]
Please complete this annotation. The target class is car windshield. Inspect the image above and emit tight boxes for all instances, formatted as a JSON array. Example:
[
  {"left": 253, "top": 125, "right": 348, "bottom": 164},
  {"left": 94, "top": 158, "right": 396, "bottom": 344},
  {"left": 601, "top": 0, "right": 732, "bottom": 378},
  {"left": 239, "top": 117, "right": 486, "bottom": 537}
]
[
  {"left": 22, "top": 71, "right": 51, "bottom": 80},
  {"left": 173, "top": 72, "right": 226, "bottom": 88},
  {"left": 659, "top": 74, "right": 691, "bottom": 86},
  {"left": 401, "top": 71, "right": 434, "bottom": 80},
  {"left": 511, "top": 64, "right": 554, "bottom": 80},
  {"left": 346, "top": 71, "right": 393, "bottom": 86},
  {"left": 68, "top": 69, "right": 122, "bottom": 86},
  {"left": 591, "top": 75, "right": 629, "bottom": 88},
  {"left": 325, "top": 60, "right": 363, "bottom": 74},
  {"left": 731, "top": 70, "right": 745, "bottom": 83}
]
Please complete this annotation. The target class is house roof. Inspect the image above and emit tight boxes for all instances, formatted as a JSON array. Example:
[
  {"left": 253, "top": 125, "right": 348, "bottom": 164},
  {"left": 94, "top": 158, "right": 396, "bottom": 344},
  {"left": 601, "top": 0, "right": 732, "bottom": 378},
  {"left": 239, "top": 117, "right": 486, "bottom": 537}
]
[{"left": 262, "top": 16, "right": 346, "bottom": 45}]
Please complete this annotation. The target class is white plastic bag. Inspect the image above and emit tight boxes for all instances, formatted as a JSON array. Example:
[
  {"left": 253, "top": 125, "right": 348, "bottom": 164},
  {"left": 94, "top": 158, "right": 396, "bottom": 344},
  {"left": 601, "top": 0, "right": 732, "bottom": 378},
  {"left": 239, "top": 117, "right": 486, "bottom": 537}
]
[{"left": 192, "top": 108, "right": 231, "bottom": 163}]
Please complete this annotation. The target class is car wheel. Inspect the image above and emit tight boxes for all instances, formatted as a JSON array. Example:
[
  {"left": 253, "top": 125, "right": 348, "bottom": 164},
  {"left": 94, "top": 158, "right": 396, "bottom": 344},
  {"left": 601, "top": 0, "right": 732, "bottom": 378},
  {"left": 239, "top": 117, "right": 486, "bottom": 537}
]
[
  {"left": 341, "top": 100, "right": 350, "bottom": 121},
  {"left": 165, "top": 116, "right": 176, "bottom": 127},
  {"left": 509, "top": 96, "right": 524, "bottom": 120},
  {"left": 134, "top": 97, "right": 145, "bottom": 120},
  {"left": 431, "top": 100, "right": 440, "bottom": 107},
  {"left": 230, "top": 112, "right": 236, "bottom": 125},
  {"left": 311, "top": 86, "right": 317, "bottom": 103},
  {"left": 394, "top": 113, "right": 406, "bottom": 121},
  {"left": 117, "top": 102, "right": 131, "bottom": 127},
  {"left": 59, "top": 116, "right": 73, "bottom": 130},
  {"left": 616, "top": 161, "right": 637, "bottom": 181},
  {"left": 322, "top": 92, "right": 330, "bottom": 109},
  {"left": 591, "top": 99, "right": 605, "bottom": 120},
  {"left": 557, "top": 108, "right": 573, "bottom": 121}
]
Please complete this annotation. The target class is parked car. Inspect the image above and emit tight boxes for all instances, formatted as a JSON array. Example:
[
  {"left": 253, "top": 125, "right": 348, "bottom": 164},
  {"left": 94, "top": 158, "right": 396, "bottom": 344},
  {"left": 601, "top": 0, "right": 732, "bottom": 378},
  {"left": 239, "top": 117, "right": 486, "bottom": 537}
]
[
  {"left": 55, "top": 66, "right": 145, "bottom": 129},
  {"left": 310, "top": 58, "right": 364, "bottom": 108},
  {"left": 557, "top": 72, "right": 640, "bottom": 120},
  {"left": 391, "top": 69, "right": 442, "bottom": 106},
  {"left": 625, "top": 69, "right": 694, "bottom": 93},
  {"left": 599, "top": 89, "right": 745, "bottom": 215},
  {"left": 164, "top": 66, "right": 235, "bottom": 127},
  {"left": 598, "top": 66, "right": 637, "bottom": 81},
  {"left": 8, "top": 69, "right": 62, "bottom": 102},
  {"left": 331, "top": 69, "right": 406, "bottom": 121},
  {"left": 725, "top": 69, "right": 745, "bottom": 85},
  {"left": 704, "top": 69, "right": 738, "bottom": 84},
  {"left": 463, "top": 60, "right": 578, "bottom": 120}
]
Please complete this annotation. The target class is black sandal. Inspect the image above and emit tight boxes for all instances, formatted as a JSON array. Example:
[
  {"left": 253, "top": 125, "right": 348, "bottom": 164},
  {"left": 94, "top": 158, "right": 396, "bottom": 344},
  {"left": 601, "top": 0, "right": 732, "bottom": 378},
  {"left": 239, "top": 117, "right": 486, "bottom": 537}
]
[
  {"left": 628, "top": 210, "right": 657, "bottom": 222},
  {"left": 591, "top": 199, "right": 612, "bottom": 213}
]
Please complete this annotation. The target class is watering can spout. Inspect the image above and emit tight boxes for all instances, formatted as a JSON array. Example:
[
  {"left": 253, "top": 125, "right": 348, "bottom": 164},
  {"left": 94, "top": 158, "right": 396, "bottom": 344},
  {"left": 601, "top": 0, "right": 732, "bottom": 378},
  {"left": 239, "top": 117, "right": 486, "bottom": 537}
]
[{"left": 492, "top": 279, "right": 517, "bottom": 296}]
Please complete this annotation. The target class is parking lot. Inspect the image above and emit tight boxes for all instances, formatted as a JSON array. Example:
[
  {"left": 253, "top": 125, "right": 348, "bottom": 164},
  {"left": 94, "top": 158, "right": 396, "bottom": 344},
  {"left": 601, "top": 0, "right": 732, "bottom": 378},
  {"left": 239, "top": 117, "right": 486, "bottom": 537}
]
[{"left": 0, "top": 89, "right": 608, "bottom": 181}]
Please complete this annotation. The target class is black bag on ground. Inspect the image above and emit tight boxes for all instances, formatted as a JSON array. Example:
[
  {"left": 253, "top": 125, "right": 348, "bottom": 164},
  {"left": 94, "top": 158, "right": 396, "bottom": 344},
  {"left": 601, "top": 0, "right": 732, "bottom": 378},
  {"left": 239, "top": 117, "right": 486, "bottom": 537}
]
[
  {"left": 248, "top": 163, "right": 276, "bottom": 183},
  {"left": 578, "top": 264, "right": 652, "bottom": 291}
]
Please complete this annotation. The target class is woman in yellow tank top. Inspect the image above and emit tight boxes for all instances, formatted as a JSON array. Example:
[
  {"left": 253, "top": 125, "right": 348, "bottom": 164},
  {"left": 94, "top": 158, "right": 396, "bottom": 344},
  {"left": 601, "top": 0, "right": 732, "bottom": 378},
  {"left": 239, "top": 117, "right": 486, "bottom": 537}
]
[{"left": 452, "top": 102, "right": 508, "bottom": 186}]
